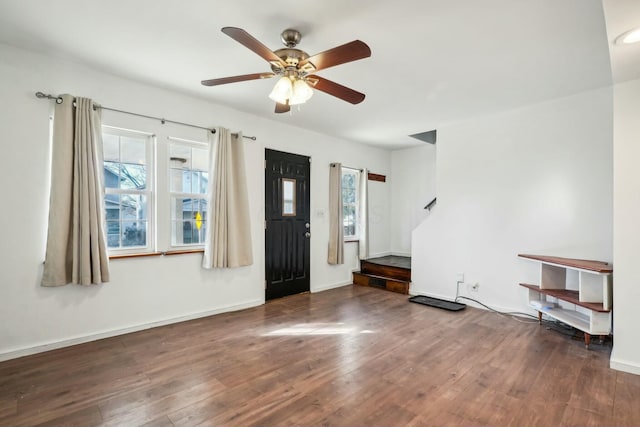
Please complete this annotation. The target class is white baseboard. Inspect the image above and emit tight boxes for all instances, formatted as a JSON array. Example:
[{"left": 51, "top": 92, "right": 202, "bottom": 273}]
[
  {"left": 312, "top": 280, "right": 352, "bottom": 293},
  {"left": 391, "top": 251, "right": 412, "bottom": 257},
  {"left": 610, "top": 351, "right": 640, "bottom": 375},
  {"left": 408, "top": 287, "right": 528, "bottom": 315},
  {"left": 368, "top": 251, "right": 391, "bottom": 258},
  {"left": 409, "top": 288, "right": 453, "bottom": 300},
  {"left": 0, "top": 299, "right": 263, "bottom": 362}
]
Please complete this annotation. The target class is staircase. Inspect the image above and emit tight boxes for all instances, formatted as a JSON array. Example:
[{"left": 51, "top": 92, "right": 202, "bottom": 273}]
[{"left": 353, "top": 256, "right": 411, "bottom": 294}]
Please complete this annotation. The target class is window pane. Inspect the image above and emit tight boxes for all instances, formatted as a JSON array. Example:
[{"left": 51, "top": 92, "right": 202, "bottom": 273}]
[
  {"left": 192, "top": 147, "right": 208, "bottom": 171},
  {"left": 103, "top": 134, "right": 119, "bottom": 162},
  {"left": 200, "top": 171, "right": 209, "bottom": 194},
  {"left": 342, "top": 188, "right": 355, "bottom": 204},
  {"left": 169, "top": 169, "right": 192, "bottom": 193},
  {"left": 104, "top": 162, "right": 120, "bottom": 189},
  {"left": 342, "top": 173, "right": 355, "bottom": 188},
  {"left": 103, "top": 194, "right": 148, "bottom": 249},
  {"left": 121, "top": 137, "right": 146, "bottom": 165},
  {"left": 106, "top": 221, "right": 120, "bottom": 247},
  {"left": 170, "top": 144, "right": 191, "bottom": 169},
  {"left": 192, "top": 171, "right": 200, "bottom": 195},
  {"left": 282, "top": 178, "right": 296, "bottom": 215},
  {"left": 171, "top": 197, "right": 206, "bottom": 245},
  {"left": 343, "top": 205, "right": 356, "bottom": 237},
  {"left": 169, "top": 169, "right": 182, "bottom": 192},
  {"left": 119, "top": 164, "right": 146, "bottom": 189},
  {"left": 121, "top": 220, "right": 147, "bottom": 247},
  {"left": 105, "top": 194, "right": 120, "bottom": 220},
  {"left": 171, "top": 197, "right": 186, "bottom": 221},
  {"left": 121, "top": 194, "right": 146, "bottom": 221},
  {"left": 182, "top": 170, "right": 192, "bottom": 193}
]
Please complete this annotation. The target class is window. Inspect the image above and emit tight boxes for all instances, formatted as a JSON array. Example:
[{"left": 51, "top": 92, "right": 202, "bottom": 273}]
[
  {"left": 342, "top": 168, "right": 360, "bottom": 240},
  {"left": 168, "top": 138, "right": 209, "bottom": 247},
  {"left": 282, "top": 178, "right": 296, "bottom": 216},
  {"left": 102, "top": 126, "right": 211, "bottom": 255},
  {"left": 102, "top": 127, "right": 153, "bottom": 252}
]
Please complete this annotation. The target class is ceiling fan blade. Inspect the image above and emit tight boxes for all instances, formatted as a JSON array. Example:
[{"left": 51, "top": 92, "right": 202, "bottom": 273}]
[
  {"left": 299, "top": 40, "right": 371, "bottom": 73},
  {"left": 308, "top": 76, "right": 366, "bottom": 104},
  {"left": 275, "top": 102, "right": 290, "bottom": 114},
  {"left": 221, "top": 27, "right": 285, "bottom": 67},
  {"left": 201, "top": 72, "right": 274, "bottom": 86}
]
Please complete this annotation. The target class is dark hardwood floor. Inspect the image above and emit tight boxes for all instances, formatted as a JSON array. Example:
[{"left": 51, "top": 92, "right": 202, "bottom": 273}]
[{"left": 1, "top": 285, "right": 639, "bottom": 426}]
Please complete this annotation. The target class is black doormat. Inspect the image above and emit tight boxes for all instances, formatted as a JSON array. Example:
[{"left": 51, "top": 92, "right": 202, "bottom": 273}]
[{"left": 408, "top": 295, "right": 466, "bottom": 311}]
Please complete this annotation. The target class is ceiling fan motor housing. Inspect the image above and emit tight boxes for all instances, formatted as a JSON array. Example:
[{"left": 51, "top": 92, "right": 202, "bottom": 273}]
[
  {"left": 272, "top": 48, "right": 309, "bottom": 71},
  {"left": 280, "top": 29, "right": 301, "bottom": 47},
  {"left": 269, "top": 29, "right": 310, "bottom": 76}
]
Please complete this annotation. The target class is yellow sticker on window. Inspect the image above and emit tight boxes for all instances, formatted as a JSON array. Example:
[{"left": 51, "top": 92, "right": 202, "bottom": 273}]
[{"left": 195, "top": 211, "right": 202, "bottom": 230}]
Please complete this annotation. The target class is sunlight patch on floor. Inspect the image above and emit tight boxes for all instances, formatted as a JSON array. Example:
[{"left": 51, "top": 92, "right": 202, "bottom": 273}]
[{"left": 262, "top": 323, "right": 376, "bottom": 336}]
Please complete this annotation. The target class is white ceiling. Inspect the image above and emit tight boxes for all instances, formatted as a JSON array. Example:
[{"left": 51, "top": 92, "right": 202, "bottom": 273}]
[
  {"left": 603, "top": 0, "right": 640, "bottom": 84},
  {"left": 0, "top": 0, "right": 636, "bottom": 149}
]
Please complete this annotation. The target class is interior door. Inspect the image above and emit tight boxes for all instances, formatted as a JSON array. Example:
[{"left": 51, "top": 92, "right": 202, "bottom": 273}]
[{"left": 265, "top": 149, "right": 311, "bottom": 300}]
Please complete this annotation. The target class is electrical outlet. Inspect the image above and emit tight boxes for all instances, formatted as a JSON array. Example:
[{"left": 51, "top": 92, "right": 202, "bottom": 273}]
[{"left": 457, "top": 272, "right": 464, "bottom": 283}]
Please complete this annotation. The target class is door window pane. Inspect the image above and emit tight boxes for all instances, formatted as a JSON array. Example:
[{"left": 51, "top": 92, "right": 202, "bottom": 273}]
[{"left": 282, "top": 178, "right": 296, "bottom": 216}]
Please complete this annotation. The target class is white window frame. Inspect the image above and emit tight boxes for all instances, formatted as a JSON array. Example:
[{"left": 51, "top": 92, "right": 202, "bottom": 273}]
[
  {"left": 167, "top": 136, "right": 209, "bottom": 249},
  {"left": 342, "top": 167, "right": 360, "bottom": 241},
  {"left": 102, "top": 125, "right": 155, "bottom": 255}
]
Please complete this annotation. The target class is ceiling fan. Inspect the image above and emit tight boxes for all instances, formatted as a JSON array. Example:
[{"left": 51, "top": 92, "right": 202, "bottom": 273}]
[{"left": 201, "top": 27, "right": 371, "bottom": 113}]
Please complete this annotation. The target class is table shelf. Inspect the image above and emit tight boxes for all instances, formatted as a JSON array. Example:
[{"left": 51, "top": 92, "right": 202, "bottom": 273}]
[{"left": 518, "top": 254, "right": 613, "bottom": 347}]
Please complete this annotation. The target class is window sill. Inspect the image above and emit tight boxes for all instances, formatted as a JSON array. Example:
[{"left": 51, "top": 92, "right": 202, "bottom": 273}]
[
  {"left": 109, "top": 249, "right": 204, "bottom": 260},
  {"left": 109, "top": 252, "right": 163, "bottom": 260},
  {"left": 163, "top": 249, "right": 205, "bottom": 256}
]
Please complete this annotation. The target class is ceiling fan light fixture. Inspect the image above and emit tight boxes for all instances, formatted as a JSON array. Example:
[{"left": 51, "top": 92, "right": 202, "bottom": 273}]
[
  {"left": 289, "top": 79, "right": 314, "bottom": 105},
  {"left": 615, "top": 27, "right": 640, "bottom": 45},
  {"left": 205, "top": 27, "right": 371, "bottom": 113},
  {"left": 268, "top": 76, "right": 293, "bottom": 104}
]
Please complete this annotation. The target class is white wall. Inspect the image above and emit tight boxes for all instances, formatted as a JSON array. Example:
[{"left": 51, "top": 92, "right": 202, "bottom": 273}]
[
  {"left": 390, "top": 145, "right": 437, "bottom": 256},
  {"left": 0, "top": 43, "right": 391, "bottom": 360},
  {"left": 611, "top": 77, "right": 640, "bottom": 375},
  {"left": 411, "top": 87, "right": 613, "bottom": 313}
]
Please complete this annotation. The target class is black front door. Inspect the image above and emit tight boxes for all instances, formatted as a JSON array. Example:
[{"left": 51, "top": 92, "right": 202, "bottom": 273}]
[{"left": 265, "top": 149, "right": 311, "bottom": 300}]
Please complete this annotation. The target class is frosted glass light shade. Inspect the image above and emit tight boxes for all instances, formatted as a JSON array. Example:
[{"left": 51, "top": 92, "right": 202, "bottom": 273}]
[
  {"left": 289, "top": 79, "right": 313, "bottom": 105},
  {"left": 268, "top": 77, "right": 293, "bottom": 103},
  {"left": 616, "top": 28, "right": 640, "bottom": 45}
]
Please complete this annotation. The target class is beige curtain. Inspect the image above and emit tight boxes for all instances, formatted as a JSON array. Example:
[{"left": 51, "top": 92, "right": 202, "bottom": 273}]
[
  {"left": 358, "top": 168, "right": 369, "bottom": 259},
  {"left": 203, "top": 128, "right": 253, "bottom": 268},
  {"left": 328, "top": 162, "right": 344, "bottom": 264},
  {"left": 42, "top": 95, "right": 110, "bottom": 286}
]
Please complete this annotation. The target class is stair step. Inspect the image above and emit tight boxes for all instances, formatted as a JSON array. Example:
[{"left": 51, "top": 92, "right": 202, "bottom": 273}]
[
  {"left": 353, "top": 271, "right": 410, "bottom": 295},
  {"left": 361, "top": 260, "right": 411, "bottom": 282}
]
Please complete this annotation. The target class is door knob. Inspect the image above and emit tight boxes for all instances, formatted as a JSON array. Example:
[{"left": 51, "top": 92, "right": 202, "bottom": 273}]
[{"left": 305, "top": 232, "right": 311, "bottom": 238}]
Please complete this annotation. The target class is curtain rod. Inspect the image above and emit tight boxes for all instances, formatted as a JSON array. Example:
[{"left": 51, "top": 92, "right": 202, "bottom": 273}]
[
  {"left": 35, "top": 92, "right": 257, "bottom": 141},
  {"left": 331, "top": 163, "right": 363, "bottom": 172}
]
